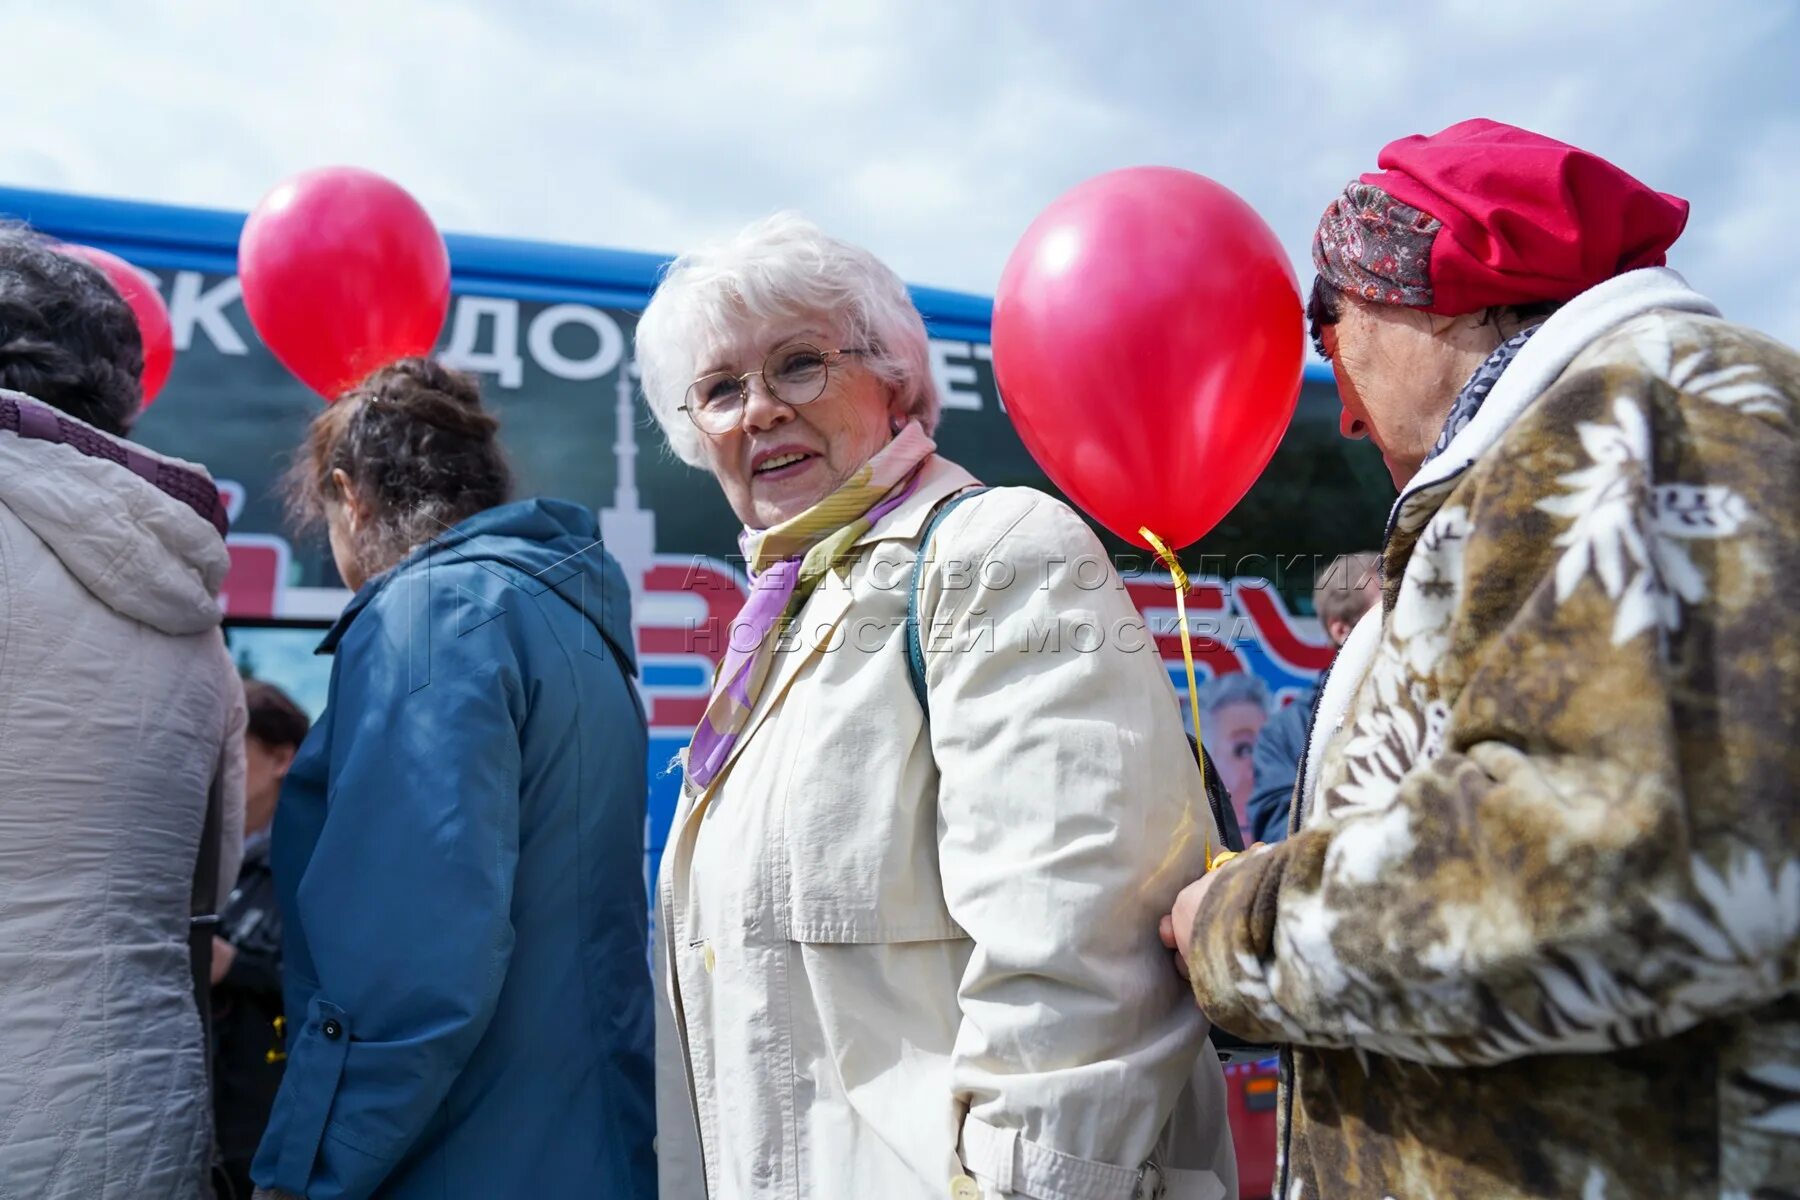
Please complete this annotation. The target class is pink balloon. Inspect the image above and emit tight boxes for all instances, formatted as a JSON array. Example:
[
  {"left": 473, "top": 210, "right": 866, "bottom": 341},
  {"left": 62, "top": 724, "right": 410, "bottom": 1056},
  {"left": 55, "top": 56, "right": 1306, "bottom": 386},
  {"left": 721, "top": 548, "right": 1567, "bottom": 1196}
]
[
  {"left": 993, "top": 168, "right": 1304, "bottom": 551},
  {"left": 238, "top": 167, "right": 450, "bottom": 401},
  {"left": 57, "top": 243, "right": 175, "bottom": 408}
]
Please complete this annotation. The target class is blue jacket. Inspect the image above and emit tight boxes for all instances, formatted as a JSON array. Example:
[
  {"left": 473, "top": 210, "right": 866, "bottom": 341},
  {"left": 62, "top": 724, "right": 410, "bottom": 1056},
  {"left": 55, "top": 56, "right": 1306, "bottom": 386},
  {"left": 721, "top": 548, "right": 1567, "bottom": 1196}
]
[
  {"left": 253, "top": 499, "right": 655, "bottom": 1200},
  {"left": 1246, "top": 684, "right": 1316, "bottom": 845}
]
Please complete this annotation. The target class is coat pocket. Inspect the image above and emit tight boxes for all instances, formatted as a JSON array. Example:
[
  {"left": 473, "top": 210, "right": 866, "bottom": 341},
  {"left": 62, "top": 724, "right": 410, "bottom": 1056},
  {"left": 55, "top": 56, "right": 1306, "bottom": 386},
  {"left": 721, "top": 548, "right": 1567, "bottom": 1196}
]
[{"left": 265, "top": 997, "right": 352, "bottom": 1183}]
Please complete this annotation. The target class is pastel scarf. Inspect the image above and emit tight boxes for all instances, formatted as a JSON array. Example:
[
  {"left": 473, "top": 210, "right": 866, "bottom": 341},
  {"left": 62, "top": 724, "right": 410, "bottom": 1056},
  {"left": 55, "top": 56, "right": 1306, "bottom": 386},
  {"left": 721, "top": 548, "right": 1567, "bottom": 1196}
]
[{"left": 684, "top": 423, "right": 935, "bottom": 792}]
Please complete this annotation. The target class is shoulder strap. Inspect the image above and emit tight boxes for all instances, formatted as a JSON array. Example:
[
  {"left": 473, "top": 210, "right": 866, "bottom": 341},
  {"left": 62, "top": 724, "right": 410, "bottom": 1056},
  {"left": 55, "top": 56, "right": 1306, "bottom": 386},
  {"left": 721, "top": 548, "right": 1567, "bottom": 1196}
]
[
  {"left": 1191, "top": 738, "right": 1245, "bottom": 853},
  {"left": 189, "top": 760, "right": 224, "bottom": 1062},
  {"left": 905, "top": 486, "right": 991, "bottom": 713}
]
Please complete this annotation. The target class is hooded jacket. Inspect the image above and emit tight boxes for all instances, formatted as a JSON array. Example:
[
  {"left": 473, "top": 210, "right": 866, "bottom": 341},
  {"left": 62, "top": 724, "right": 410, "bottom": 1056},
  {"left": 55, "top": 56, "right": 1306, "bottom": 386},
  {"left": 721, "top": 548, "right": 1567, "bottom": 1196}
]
[
  {"left": 252, "top": 498, "right": 656, "bottom": 1200},
  {"left": 0, "top": 390, "right": 246, "bottom": 1199}
]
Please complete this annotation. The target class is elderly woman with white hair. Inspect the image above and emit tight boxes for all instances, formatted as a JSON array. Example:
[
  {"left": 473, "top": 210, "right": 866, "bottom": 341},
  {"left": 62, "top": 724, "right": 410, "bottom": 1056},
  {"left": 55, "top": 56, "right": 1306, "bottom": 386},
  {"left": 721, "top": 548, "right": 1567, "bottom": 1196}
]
[{"left": 637, "top": 213, "right": 1235, "bottom": 1200}]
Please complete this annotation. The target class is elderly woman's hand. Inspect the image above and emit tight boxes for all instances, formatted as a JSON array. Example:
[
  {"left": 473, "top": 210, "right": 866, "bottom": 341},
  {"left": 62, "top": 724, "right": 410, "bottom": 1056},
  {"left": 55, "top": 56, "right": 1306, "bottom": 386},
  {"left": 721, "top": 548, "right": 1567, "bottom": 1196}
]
[{"left": 1159, "top": 844, "right": 1266, "bottom": 990}]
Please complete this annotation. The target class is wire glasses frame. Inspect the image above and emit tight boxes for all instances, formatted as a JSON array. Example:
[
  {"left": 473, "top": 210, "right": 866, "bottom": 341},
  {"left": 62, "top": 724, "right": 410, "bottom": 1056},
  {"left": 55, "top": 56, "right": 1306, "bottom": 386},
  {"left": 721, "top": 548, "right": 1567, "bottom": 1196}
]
[{"left": 679, "top": 342, "right": 871, "bottom": 435}]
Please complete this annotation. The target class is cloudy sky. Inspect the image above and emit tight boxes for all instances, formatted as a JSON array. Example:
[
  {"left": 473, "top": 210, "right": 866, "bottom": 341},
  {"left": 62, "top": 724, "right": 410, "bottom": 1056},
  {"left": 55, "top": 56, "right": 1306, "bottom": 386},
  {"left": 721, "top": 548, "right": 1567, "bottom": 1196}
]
[{"left": 6, "top": 1, "right": 1797, "bottom": 343}]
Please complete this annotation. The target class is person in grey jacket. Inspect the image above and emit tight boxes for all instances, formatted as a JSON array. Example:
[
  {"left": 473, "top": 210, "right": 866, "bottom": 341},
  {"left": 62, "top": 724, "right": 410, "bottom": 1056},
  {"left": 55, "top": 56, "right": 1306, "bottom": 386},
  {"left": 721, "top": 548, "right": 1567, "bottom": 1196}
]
[
  {"left": 0, "top": 222, "right": 245, "bottom": 1199},
  {"left": 1245, "top": 552, "right": 1379, "bottom": 843}
]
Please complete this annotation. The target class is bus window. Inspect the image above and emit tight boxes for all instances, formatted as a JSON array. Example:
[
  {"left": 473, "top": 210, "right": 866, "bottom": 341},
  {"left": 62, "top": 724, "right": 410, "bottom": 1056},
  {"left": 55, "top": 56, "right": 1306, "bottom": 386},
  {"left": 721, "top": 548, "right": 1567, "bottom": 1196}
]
[{"left": 225, "top": 623, "right": 333, "bottom": 721}]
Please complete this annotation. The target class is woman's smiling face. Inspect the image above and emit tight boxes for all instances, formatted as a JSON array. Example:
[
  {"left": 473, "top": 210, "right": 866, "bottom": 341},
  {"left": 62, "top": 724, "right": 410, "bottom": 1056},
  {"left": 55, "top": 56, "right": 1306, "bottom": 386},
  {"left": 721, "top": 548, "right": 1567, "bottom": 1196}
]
[{"left": 691, "top": 317, "right": 904, "bottom": 529}]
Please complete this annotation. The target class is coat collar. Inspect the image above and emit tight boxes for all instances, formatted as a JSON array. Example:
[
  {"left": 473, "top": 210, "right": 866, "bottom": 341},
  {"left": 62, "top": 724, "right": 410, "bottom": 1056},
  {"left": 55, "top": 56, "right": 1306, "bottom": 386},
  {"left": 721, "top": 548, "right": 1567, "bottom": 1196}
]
[
  {"left": 853, "top": 453, "right": 981, "bottom": 549},
  {"left": 682, "top": 454, "right": 980, "bottom": 806},
  {"left": 1395, "top": 267, "right": 1719, "bottom": 512}
]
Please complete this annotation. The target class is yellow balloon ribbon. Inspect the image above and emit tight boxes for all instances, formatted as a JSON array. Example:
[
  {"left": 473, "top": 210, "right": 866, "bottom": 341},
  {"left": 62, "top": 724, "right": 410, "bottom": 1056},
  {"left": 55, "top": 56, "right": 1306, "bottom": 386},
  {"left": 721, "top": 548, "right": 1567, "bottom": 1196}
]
[{"left": 1139, "top": 526, "right": 1228, "bottom": 871}]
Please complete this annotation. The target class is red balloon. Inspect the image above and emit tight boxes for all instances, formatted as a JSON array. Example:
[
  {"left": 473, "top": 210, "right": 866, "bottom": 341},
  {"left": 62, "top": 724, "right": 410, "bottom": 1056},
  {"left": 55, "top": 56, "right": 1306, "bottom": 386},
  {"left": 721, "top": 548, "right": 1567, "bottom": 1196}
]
[
  {"left": 238, "top": 167, "right": 450, "bottom": 401},
  {"left": 58, "top": 243, "right": 175, "bottom": 408},
  {"left": 992, "top": 167, "right": 1304, "bottom": 551}
]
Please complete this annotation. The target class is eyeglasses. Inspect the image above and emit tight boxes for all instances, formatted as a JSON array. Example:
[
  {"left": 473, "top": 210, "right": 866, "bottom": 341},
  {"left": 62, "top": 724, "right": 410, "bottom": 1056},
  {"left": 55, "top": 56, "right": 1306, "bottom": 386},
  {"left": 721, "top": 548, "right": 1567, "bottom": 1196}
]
[{"left": 679, "top": 342, "right": 870, "bottom": 435}]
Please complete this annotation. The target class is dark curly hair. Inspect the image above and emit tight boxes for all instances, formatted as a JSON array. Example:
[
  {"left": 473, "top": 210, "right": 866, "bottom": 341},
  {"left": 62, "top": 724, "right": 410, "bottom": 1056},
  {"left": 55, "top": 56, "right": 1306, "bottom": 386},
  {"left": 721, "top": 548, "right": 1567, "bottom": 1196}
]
[
  {"left": 285, "top": 356, "right": 513, "bottom": 580},
  {"left": 0, "top": 221, "right": 144, "bottom": 436}
]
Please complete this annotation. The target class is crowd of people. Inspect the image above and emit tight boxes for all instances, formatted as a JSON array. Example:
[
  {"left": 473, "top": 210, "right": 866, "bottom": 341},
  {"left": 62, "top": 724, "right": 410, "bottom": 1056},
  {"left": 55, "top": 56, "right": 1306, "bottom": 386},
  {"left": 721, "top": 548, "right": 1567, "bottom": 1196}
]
[{"left": 0, "top": 116, "right": 1794, "bottom": 1200}]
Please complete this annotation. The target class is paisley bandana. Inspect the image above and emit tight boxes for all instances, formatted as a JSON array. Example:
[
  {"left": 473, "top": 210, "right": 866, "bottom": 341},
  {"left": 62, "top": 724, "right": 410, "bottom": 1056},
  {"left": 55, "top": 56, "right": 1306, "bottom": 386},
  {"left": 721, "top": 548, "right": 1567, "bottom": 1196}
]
[
  {"left": 684, "top": 422, "right": 935, "bottom": 792},
  {"left": 1312, "top": 181, "right": 1442, "bottom": 309}
]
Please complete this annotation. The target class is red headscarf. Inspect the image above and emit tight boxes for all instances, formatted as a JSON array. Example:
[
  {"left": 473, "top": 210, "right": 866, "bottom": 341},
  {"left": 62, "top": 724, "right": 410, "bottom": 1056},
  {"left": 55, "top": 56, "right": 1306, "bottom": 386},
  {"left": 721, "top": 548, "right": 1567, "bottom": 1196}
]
[{"left": 1312, "top": 119, "right": 1690, "bottom": 315}]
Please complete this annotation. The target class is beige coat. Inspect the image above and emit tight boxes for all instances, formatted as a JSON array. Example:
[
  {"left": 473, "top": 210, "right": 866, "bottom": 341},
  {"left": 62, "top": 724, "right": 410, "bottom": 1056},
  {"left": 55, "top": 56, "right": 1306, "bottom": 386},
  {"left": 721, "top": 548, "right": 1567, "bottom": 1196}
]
[
  {"left": 657, "top": 455, "right": 1235, "bottom": 1200},
  {"left": 0, "top": 391, "right": 245, "bottom": 1199}
]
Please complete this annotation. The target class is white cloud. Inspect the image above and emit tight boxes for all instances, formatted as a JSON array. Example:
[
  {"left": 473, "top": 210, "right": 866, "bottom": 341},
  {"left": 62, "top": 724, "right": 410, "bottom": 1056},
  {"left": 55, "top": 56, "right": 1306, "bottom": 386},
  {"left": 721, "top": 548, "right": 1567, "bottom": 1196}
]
[{"left": 2, "top": 0, "right": 1796, "bottom": 342}]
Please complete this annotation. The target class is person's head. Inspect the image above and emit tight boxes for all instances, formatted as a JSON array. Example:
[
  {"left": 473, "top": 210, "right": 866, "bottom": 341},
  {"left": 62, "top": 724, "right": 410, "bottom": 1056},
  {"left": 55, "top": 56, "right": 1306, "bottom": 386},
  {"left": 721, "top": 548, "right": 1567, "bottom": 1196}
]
[
  {"left": 1308, "top": 119, "right": 1689, "bottom": 488},
  {"left": 285, "top": 356, "right": 513, "bottom": 591},
  {"left": 1312, "top": 550, "right": 1382, "bottom": 647},
  {"left": 1308, "top": 283, "right": 1557, "bottom": 484},
  {"left": 1196, "top": 671, "right": 1272, "bottom": 807},
  {"left": 242, "top": 679, "right": 310, "bottom": 837},
  {"left": 636, "top": 212, "right": 941, "bottom": 530},
  {"left": 0, "top": 221, "right": 144, "bottom": 436}
]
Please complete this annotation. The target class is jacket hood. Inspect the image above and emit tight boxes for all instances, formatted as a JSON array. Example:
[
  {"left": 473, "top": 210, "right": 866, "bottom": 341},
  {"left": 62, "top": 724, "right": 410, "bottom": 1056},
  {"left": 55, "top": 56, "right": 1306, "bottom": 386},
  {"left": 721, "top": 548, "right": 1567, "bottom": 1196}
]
[
  {"left": 322, "top": 498, "right": 638, "bottom": 674},
  {"left": 0, "top": 390, "right": 230, "bottom": 636}
]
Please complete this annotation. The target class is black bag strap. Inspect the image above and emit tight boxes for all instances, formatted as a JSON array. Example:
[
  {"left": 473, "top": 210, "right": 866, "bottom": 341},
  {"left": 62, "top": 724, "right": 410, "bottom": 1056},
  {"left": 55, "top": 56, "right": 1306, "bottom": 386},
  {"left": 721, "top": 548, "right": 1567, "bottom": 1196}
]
[
  {"left": 905, "top": 486, "right": 991, "bottom": 711},
  {"left": 190, "top": 758, "right": 224, "bottom": 1047},
  {"left": 191, "top": 751, "right": 229, "bottom": 1197},
  {"left": 1191, "top": 737, "right": 1244, "bottom": 854}
]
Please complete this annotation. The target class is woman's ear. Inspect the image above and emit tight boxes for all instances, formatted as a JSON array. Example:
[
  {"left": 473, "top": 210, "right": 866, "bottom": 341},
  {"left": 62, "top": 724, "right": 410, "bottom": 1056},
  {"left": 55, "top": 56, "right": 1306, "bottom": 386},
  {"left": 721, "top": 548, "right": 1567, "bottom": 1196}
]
[
  {"left": 885, "top": 382, "right": 909, "bottom": 432},
  {"left": 330, "top": 468, "right": 367, "bottom": 533}
]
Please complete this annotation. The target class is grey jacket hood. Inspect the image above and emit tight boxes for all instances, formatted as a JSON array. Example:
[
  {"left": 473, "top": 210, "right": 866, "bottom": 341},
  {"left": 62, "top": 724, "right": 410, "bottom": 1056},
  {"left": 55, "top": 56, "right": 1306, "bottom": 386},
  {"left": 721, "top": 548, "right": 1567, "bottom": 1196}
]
[{"left": 0, "top": 390, "right": 230, "bottom": 636}]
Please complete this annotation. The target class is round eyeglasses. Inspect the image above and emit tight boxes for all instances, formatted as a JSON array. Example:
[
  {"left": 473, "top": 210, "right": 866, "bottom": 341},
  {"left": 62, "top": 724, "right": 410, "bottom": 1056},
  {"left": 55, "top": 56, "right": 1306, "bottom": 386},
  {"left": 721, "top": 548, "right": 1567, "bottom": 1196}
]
[{"left": 679, "top": 342, "right": 870, "bottom": 435}]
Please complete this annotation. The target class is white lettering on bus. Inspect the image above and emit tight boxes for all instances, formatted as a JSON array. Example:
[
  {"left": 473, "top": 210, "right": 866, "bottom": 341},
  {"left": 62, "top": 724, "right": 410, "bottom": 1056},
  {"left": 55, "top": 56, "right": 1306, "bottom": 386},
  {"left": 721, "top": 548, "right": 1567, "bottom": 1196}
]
[
  {"left": 168, "top": 272, "right": 247, "bottom": 356},
  {"left": 526, "top": 304, "right": 624, "bottom": 382},
  {"left": 970, "top": 342, "right": 1002, "bottom": 411},
  {"left": 928, "top": 338, "right": 984, "bottom": 412},
  {"left": 441, "top": 297, "right": 525, "bottom": 387}
]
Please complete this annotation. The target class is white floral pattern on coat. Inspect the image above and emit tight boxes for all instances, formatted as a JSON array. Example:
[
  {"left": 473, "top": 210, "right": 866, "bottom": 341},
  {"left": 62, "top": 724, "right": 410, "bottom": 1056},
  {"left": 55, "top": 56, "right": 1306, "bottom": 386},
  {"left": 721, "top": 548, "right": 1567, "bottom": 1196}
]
[
  {"left": 1537, "top": 397, "right": 1751, "bottom": 645},
  {"left": 1628, "top": 321, "right": 1790, "bottom": 419},
  {"left": 1321, "top": 507, "right": 1466, "bottom": 827}
]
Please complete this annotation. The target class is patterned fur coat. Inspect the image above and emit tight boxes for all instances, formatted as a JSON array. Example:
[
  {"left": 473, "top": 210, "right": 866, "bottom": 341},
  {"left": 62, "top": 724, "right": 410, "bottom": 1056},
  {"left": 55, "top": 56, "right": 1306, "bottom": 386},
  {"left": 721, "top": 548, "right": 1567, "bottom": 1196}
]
[{"left": 1187, "top": 268, "right": 1800, "bottom": 1199}]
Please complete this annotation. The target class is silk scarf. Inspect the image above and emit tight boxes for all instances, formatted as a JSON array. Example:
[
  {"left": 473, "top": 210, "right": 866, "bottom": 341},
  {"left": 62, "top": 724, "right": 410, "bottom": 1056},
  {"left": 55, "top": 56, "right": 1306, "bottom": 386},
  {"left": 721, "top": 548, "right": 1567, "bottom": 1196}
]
[{"left": 684, "top": 422, "right": 935, "bottom": 791}]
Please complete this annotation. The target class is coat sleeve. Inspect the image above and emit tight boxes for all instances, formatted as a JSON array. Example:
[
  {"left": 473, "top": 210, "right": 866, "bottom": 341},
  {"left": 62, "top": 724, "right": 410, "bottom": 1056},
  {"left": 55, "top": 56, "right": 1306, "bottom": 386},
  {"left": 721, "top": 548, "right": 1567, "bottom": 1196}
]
[
  {"left": 921, "top": 490, "right": 1224, "bottom": 1198},
  {"left": 1187, "top": 368, "right": 1800, "bottom": 1068},
  {"left": 1245, "top": 699, "right": 1306, "bottom": 844},
  {"left": 254, "top": 617, "right": 523, "bottom": 1200}
]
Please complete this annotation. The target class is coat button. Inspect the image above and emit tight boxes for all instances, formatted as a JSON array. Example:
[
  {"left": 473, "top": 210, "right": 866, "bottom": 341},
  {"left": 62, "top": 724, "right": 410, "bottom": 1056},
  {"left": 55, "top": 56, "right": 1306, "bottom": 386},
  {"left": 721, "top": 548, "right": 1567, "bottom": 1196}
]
[
  {"left": 322, "top": 1018, "right": 343, "bottom": 1040},
  {"left": 702, "top": 942, "right": 717, "bottom": 974},
  {"left": 949, "top": 1174, "right": 980, "bottom": 1200}
]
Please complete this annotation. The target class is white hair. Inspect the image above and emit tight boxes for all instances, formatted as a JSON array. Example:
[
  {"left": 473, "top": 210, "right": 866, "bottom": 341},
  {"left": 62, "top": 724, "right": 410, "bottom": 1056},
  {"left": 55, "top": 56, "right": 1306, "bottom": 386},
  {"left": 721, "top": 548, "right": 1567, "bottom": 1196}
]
[{"left": 634, "top": 212, "right": 941, "bottom": 466}]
